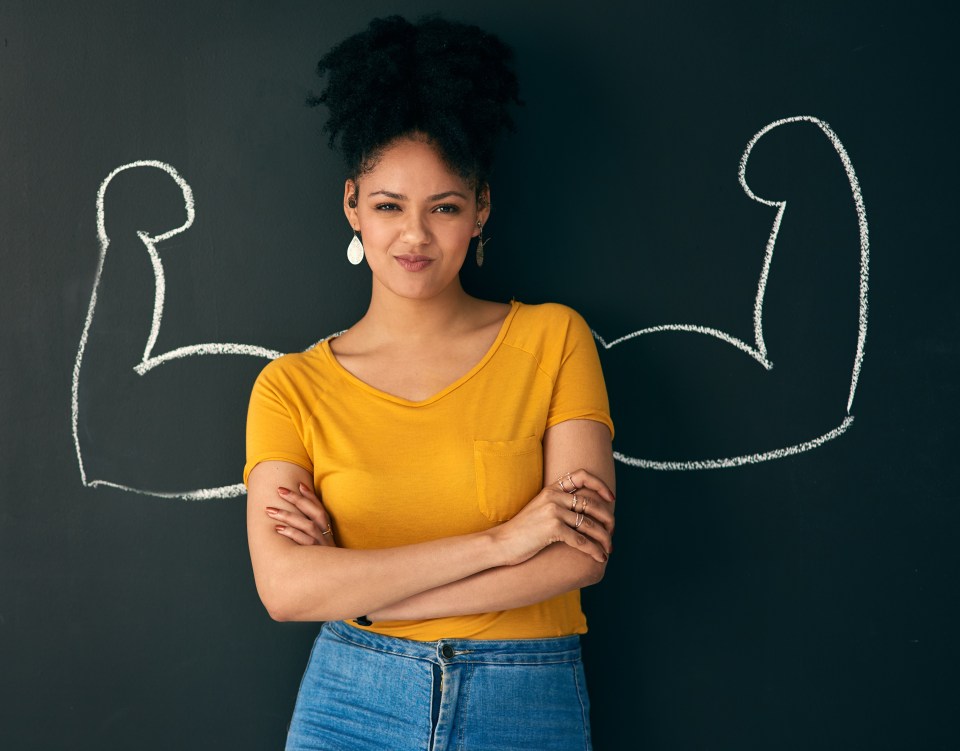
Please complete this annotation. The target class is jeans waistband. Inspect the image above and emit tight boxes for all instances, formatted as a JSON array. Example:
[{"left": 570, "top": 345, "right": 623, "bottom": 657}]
[{"left": 324, "top": 619, "right": 582, "bottom": 666}]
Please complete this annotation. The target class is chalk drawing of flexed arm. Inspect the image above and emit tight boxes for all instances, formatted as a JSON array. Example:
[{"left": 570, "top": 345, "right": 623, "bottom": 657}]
[
  {"left": 596, "top": 116, "right": 869, "bottom": 470},
  {"left": 72, "top": 161, "right": 283, "bottom": 499}
]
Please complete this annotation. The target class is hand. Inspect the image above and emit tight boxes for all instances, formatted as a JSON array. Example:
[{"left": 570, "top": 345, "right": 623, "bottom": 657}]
[
  {"left": 265, "top": 482, "right": 337, "bottom": 547},
  {"left": 490, "top": 468, "right": 615, "bottom": 566}
]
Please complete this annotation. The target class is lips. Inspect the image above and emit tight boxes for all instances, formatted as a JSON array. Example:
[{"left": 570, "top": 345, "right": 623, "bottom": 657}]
[{"left": 394, "top": 254, "right": 434, "bottom": 272}]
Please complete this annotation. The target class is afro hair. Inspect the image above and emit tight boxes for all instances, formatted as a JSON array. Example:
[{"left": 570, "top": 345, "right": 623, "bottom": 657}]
[{"left": 309, "top": 15, "right": 521, "bottom": 191}]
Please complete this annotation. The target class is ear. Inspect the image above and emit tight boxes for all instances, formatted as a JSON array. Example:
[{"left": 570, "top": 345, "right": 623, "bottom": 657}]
[
  {"left": 343, "top": 179, "right": 360, "bottom": 230},
  {"left": 474, "top": 183, "right": 491, "bottom": 236}
]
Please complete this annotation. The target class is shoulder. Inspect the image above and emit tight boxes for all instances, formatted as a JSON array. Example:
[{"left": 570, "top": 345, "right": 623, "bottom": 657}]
[
  {"left": 510, "top": 301, "right": 594, "bottom": 342},
  {"left": 252, "top": 346, "right": 330, "bottom": 397},
  {"left": 506, "top": 301, "right": 598, "bottom": 368}
]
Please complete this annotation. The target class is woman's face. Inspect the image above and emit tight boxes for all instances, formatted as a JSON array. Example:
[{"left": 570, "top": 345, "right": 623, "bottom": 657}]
[{"left": 344, "top": 137, "right": 489, "bottom": 302}]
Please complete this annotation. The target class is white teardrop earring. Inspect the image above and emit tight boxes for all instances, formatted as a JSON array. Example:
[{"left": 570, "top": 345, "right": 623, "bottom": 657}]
[{"left": 347, "top": 232, "right": 364, "bottom": 265}]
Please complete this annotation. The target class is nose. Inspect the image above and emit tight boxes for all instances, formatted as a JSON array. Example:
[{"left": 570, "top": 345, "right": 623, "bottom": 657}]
[{"left": 400, "top": 211, "right": 430, "bottom": 245}]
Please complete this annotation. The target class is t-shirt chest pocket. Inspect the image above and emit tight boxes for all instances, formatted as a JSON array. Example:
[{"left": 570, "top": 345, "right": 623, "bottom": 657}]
[{"left": 473, "top": 435, "right": 543, "bottom": 522}]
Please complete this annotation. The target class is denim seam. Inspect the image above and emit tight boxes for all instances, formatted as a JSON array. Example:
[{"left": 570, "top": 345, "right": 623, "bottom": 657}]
[
  {"left": 572, "top": 662, "right": 591, "bottom": 751},
  {"left": 448, "top": 657, "right": 578, "bottom": 666},
  {"left": 457, "top": 663, "right": 475, "bottom": 751},
  {"left": 428, "top": 662, "right": 441, "bottom": 751},
  {"left": 285, "top": 628, "right": 326, "bottom": 745},
  {"left": 327, "top": 625, "right": 438, "bottom": 666},
  {"left": 330, "top": 625, "right": 579, "bottom": 666}
]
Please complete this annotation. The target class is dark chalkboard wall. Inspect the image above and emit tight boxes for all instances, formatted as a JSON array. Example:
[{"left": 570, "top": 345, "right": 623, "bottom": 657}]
[{"left": 2, "top": 1, "right": 957, "bottom": 749}]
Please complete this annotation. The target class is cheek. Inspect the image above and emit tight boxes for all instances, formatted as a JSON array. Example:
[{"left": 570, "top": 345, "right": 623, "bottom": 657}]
[
  {"left": 356, "top": 220, "right": 392, "bottom": 249},
  {"left": 442, "top": 219, "right": 478, "bottom": 246}
]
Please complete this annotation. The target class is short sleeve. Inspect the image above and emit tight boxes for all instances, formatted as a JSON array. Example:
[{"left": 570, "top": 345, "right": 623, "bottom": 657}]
[
  {"left": 545, "top": 308, "right": 615, "bottom": 439},
  {"left": 243, "top": 358, "right": 314, "bottom": 485}
]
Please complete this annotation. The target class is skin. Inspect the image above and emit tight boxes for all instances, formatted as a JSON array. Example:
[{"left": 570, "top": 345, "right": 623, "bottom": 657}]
[{"left": 246, "top": 135, "right": 616, "bottom": 623}]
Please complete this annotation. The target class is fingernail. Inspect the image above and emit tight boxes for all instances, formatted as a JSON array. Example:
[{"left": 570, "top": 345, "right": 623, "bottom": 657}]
[
  {"left": 298, "top": 482, "right": 308, "bottom": 492},
  {"left": 277, "top": 487, "right": 289, "bottom": 495},
  {"left": 266, "top": 507, "right": 279, "bottom": 515},
  {"left": 274, "top": 525, "right": 286, "bottom": 532}
]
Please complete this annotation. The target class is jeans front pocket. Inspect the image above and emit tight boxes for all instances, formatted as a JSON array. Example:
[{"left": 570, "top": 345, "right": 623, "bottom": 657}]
[{"left": 473, "top": 435, "right": 543, "bottom": 522}]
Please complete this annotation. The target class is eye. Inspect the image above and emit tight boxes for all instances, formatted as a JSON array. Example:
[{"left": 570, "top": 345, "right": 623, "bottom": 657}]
[
  {"left": 433, "top": 204, "right": 461, "bottom": 214},
  {"left": 375, "top": 203, "right": 400, "bottom": 211}
]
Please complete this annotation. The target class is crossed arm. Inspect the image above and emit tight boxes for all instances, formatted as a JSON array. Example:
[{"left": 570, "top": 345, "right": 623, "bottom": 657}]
[{"left": 246, "top": 419, "right": 615, "bottom": 623}]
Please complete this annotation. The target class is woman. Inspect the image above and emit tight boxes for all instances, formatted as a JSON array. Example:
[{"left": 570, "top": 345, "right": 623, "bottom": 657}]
[{"left": 244, "top": 16, "right": 615, "bottom": 751}]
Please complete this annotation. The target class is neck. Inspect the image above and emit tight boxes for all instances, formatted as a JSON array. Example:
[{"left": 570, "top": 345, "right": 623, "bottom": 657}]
[{"left": 357, "top": 278, "right": 479, "bottom": 344}]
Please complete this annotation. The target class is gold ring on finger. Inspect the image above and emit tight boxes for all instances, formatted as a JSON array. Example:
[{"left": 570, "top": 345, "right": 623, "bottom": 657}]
[
  {"left": 558, "top": 474, "right": 575, "bottom": 493},
  {"left": 575, "top": 511, "right": 585, "bottom": 529},
  {"left": 321, "top": 524, "right": 332, "bottom": 536},
  {"left": 570, "top": 494, "right": 579, "bottom": 512}
]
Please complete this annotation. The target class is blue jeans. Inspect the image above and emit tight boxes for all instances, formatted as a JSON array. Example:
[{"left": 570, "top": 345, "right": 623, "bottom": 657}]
[{"left": 286, "top": 619, "right": 593, "bottom": 750}]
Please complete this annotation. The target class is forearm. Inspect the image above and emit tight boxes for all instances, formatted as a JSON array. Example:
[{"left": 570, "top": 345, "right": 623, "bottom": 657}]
[
  {"left": 247, "top": 448, "right": 614, "bottom": 624},
  {"left": 252, "top": 530, "right": 503, "bottom": 622},
  {"left": 248, "top": 461, "right": 513, "bottom": 622},
  {"left": 368, "top": 542, "right": 606, "bottom": 621}
]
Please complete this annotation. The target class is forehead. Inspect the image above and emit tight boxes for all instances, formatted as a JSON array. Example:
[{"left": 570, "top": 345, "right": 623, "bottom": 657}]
[{"left": 360, "top": 138, "right": 471, "bottom": 195}]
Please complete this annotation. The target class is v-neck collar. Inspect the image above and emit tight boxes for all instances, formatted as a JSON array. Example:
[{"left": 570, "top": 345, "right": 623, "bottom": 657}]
[{"left": 319, "top": 300, "right": 520, "bottom": 407}]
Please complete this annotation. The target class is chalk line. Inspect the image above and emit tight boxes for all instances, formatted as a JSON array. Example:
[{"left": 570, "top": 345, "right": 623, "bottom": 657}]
[
  {"left": 72, "top": 160, "right": 286, "bottom": 500},
  {"left": 593, "top": 324, "right": 771, "bottom": 367},
  {"left": 597, "top": 116, "right": 869, "bottom": 470},
  {"left": 80, "top": 478, "right": 248, "bottom": 500},
  {"left": 614, "top": 416, "right": 855, "bottom": 470}
]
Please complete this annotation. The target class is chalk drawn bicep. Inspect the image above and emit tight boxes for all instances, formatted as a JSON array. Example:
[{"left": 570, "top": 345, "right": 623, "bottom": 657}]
[{"left": 596, "top": 116, "right": 869, "bottom": 471}]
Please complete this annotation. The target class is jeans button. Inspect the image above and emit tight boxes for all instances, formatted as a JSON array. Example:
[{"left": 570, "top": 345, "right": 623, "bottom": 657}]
[{"left": 440, "top": 644, "right": 455, "bottom": 659}]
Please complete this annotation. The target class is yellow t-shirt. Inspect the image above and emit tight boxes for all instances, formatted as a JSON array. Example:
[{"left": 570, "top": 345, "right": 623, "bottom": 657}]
[{"left": 244, "top": 300, "right": 613, "bottom": 641}]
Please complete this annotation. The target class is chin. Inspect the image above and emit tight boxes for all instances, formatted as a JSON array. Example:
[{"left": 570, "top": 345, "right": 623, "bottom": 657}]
[{"left": 381, "top": 273, "right": 462, "bottom": 301}]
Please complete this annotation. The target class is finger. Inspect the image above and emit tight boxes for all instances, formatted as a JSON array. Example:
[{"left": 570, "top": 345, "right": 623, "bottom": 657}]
[
  {"left": 547, "top": 500, "right": 612, "bottom": 556},
  {"left": 553, "top": 470, "right": 613, "bottom": 504},
  {"left": 565, "top": 488, "right": 603, "bottom": 513},
  {"left": 287, "top": 487, "right": 337, "bottom": 547},
  {"left": 271, "top": 489, "right": 325, "bottom": 528},
  {"left": 551, "top": 488, "right": 615, "bottom": 532},
  {"left": 264, "top": 505, "right": 327, "bottom": 541},
  {"left": 554, "top": 518, "right": 609, "bottom": 563},
  {"left": 297, "top": 481, "right": 320, "bottom": 502},
  {"left": 274, "top": 524, "right": 326, "bottom": 546},
  {"left": 553, "top": 487, "right": 601, "bottom": 518},
  {"left": 269, "top": 486, "right": 333, "bottom": 543},
  {"left": 564, "top": 469, "right": 615, "bottom": 502},
  {"left": 583, "top": 494, "right": 615, "bottom": 535},
  {"left": 567, "top": 508, "right": 613, "bottom": 554},
  {"left": 279, "top": 485, "right": 332, "bottom": 529}
]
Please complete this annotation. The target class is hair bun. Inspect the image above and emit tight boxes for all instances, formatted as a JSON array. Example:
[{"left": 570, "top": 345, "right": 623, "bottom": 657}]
[{"left": 309, "top": 15, "right": 521, "bottom": 185}]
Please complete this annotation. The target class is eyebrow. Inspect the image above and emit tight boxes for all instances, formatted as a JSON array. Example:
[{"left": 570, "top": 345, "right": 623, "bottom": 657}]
[{"left": 368, "top": 190, "right": 469, "bottom": 201}]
